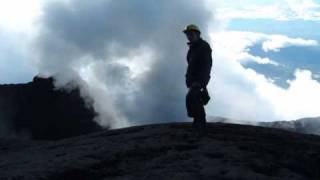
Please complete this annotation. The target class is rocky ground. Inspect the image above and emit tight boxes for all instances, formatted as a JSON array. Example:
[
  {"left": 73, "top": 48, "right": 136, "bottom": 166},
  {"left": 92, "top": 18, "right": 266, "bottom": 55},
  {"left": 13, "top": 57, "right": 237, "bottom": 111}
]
[{"left": 0, "top": 122, "right": 320, "bottom": 180}]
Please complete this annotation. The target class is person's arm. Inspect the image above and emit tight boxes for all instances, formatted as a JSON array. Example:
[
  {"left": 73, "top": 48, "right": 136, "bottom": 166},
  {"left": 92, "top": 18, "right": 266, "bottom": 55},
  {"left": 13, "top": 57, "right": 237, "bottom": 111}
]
[
  {"left": 202, "top": 46, "right": 212, "bottom": 86},
  {"left": 195, "top": 45, "right": 212, "bottom": 88},
  {"left": 187, "top": 42, "right": 213, "bottom": 89}
]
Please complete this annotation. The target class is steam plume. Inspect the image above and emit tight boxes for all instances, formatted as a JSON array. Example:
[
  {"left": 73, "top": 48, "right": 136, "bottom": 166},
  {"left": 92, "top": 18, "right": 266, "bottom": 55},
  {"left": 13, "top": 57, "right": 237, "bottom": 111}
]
[{"left": 31, "top": 0, "right": 214, "bottom": 128}]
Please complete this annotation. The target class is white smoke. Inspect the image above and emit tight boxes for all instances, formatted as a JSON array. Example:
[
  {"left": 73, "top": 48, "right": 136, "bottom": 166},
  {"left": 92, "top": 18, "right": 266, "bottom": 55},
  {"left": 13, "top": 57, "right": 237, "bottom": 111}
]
[{"left": 31, "top": 0, "right": 215, "bottom": 128}]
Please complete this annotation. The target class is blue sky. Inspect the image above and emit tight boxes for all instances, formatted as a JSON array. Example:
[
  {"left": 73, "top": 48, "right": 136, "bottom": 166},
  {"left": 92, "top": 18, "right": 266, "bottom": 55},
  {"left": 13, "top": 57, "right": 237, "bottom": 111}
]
[
  {"left": 0, "top": 30, "right": 35, "bottom": 84},
  {"left": 227, "top": 1, "right": 320, "bottom": 88},
  {"left": 245, "top": 43, "right": 320, "bottom": 87},
  {"left": 228, "top": 19, "right": 320, "bottom": 40}
]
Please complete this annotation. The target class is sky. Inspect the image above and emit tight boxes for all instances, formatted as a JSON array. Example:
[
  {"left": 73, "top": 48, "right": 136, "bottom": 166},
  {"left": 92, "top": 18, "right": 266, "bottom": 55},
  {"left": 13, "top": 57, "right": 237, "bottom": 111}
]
[{"left": 0, "top": 0, "right": 320, "bottom": 127}]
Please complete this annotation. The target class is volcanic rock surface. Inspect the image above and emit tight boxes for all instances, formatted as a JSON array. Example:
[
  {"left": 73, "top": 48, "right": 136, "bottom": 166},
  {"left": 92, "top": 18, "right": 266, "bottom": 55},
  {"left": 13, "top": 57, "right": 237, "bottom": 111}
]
[{"left": 0, "top": 123, "right": 320, "bottom": 180}]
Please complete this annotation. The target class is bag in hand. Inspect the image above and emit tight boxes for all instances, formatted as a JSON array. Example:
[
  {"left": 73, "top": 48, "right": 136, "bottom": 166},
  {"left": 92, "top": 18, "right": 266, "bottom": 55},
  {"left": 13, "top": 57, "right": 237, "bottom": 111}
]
[{"left": 200, "top": 88, "right": 210, "bottom": 105}]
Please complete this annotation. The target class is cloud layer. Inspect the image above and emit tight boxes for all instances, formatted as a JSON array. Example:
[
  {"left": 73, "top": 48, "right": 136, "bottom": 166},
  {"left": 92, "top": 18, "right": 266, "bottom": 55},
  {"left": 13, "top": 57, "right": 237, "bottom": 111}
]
[
  {"left": 208, "top": 31, "right": 320, "bottom": 121},
  {"left": 217, "top": 0, "right": 320, "bottom": 21}
]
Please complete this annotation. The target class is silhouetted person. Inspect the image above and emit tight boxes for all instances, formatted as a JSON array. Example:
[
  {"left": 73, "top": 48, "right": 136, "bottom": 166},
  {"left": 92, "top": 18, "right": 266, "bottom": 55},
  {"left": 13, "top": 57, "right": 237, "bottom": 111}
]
[{"left": 183, "top": 24, "right": 212, "bottom": 131}]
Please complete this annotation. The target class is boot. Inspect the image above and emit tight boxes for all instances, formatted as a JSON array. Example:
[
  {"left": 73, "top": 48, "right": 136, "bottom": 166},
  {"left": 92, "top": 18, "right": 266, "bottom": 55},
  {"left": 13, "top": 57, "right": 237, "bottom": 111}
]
[{"left": 193, "top": 118, "right": 207, "bottom": 136}]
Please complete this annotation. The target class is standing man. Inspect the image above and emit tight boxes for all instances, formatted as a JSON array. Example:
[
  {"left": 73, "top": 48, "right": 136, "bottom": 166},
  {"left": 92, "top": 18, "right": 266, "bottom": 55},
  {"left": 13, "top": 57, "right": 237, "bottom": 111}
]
[{"left": 183, "top": 24, "right": 212, "bottom": 130}]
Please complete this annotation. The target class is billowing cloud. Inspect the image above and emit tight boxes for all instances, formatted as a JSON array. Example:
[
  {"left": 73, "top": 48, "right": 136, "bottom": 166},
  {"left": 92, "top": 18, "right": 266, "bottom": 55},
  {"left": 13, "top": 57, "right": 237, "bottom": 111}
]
[
  {"left": 286, "top": 0, "right": 320, "bottom": 20},
  {"left": 265, "top": 69, "right": 320, "bottom": 119},
  {"left": 31, "top": 0, "right": 215, "bottom": 128},
  {"left": 0, "top": 0, "right": 43, "bottom": 32},
  {"left": 239, "top": 54, "right": 280, "bottom": 66},
  {"left": 213, "top": 31, "right": 318, "bottom": 63},
  {"left": 262, "top": 35, "right": 318, "bottom": 52},
  {"left": 0, "top": 0, "right": 44, "bottom": 84}
]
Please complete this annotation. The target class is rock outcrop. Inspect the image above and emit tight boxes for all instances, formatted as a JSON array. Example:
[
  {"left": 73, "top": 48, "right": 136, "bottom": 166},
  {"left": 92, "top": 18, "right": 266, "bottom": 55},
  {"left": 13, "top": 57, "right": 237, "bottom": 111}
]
[
  {"left": 260, "top": 117, "right": 320, "bottom": 135},
  {"left": 0, "top": 123, "right": 319, "bottom": 179},
  {"left": 0, "top": 77, "right": 102, "bottom": 140}
]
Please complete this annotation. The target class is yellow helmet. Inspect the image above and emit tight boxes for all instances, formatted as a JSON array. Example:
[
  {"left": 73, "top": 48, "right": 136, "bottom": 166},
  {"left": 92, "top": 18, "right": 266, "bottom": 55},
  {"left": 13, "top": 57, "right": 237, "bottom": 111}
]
[{"left": 183, "top": 24, "right": 201, "bottom": 34}]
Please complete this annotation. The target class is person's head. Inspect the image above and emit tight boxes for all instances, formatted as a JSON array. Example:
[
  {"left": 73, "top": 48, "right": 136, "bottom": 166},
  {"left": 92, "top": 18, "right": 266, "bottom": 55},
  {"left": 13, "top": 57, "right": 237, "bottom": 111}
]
[{"left": 183, "top": 24, "right": 201, "bottom": 43}]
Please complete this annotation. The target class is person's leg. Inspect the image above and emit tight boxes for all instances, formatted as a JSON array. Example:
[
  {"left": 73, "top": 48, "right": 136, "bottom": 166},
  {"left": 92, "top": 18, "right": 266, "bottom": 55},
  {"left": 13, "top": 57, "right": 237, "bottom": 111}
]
[
  {"left": 186, "top": 87, "right": 206, "bottom": 127},
  {"left": 186, "top": 89, "right": 194, "bottom": 118},
  {"left": 194, "top": 104, "right": 206, "bottom": 129}
]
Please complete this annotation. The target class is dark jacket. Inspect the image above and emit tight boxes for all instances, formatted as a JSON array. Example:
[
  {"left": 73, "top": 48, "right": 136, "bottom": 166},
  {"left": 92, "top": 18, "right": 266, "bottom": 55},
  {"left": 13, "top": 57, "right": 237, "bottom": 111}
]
[{"left": 186, "top": 38, "right": 212, "bottom": 88}]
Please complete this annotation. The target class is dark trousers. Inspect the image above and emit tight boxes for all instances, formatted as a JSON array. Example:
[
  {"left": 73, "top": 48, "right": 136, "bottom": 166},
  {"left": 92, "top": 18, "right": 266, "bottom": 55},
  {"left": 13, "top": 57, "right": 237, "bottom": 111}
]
[{"left": 186, "top": 87, "right": 206, "bottom": 124}]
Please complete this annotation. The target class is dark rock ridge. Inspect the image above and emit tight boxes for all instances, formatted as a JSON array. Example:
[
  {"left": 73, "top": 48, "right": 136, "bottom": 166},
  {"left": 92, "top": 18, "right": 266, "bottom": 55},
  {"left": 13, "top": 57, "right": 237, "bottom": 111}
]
[
  {"left": 209, "top": 116, "right": 320, "bottom": 136},
  {"left": 259, "top": 117, "right": 320, "bottom": 136},
  {"left": 0, "top": 123, "right": 319, "bottom": 180},
  {"left": 0, "top": 77, "right": 102, "bottom": 140}
]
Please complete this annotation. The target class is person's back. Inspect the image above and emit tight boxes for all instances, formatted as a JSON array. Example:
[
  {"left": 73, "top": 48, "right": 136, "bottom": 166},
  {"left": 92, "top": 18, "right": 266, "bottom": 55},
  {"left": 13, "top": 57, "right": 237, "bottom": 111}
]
[{"left": 186, "top": 38, "right": 212, "bottom": 89}]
